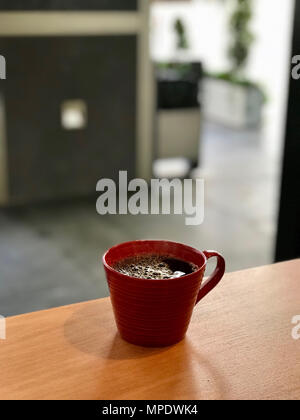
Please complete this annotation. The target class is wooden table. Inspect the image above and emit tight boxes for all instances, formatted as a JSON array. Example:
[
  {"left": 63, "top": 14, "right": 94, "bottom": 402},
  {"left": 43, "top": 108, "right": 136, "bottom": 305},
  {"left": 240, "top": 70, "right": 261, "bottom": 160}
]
[{"left": 0, "top": 260, "right": 299, "bottom": 400}]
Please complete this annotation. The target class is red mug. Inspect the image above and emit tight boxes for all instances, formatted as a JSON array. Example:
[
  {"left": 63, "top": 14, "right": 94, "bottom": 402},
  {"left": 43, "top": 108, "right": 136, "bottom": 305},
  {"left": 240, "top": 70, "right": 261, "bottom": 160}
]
[{"left": 103, "top": 240, "right": 225, "bottom": 347}]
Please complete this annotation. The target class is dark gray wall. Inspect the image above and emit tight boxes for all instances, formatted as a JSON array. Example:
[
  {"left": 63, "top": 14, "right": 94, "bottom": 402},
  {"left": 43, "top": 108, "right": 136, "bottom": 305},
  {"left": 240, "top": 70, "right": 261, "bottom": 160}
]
[
  {"left": 0, "top": 0, "right": 137, "bottom": 10},
  {"left": 275, "top": 1, "right": 300, "bottom": 261},
  {"left": 0, "top": 36, "right": 136, "bottom": 203}
]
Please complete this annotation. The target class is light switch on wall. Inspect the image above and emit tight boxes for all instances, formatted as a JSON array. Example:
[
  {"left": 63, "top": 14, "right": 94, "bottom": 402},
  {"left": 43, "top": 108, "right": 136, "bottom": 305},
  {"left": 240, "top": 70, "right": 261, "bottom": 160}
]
[{"left": 61, "top": 99, "right": 87, "bottom": 130}]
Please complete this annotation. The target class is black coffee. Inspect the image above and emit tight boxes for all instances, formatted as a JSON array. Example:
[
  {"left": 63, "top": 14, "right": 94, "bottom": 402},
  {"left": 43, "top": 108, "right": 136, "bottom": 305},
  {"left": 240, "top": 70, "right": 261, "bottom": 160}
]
[{"left": 113, "top": 254, "right": 198, "bottom": 279}]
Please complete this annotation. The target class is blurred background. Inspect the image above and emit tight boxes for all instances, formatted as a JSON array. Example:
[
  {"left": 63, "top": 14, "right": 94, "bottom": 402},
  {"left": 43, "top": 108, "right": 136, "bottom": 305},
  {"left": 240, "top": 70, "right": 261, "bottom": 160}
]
[{"left": 0, "top": 0, "right": 299, "bottom": 316}]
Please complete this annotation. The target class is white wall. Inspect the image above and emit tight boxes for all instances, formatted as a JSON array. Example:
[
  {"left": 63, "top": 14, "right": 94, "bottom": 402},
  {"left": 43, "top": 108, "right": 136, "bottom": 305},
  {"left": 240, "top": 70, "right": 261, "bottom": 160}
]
[
  {"left": 151, "top": 0, "right": 295, "bottom": 156},
  {"left": 151, "top": 0, "right": 230, "bottom": 68},
  {"left": 247, "top": 0, "right": 294, "bottom": 156}
]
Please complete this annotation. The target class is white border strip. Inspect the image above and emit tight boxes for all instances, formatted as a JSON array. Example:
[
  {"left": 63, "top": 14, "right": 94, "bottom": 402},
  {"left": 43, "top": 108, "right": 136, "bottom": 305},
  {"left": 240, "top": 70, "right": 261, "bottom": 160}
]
[{"left": 0, "top": 12, "right": 142, "bottom": 36}]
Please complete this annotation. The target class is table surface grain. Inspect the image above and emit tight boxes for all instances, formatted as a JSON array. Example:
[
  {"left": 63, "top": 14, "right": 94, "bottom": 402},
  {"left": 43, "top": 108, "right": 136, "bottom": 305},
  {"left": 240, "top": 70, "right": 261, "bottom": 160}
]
[{"left": 0, "top": 260, "right": 300, "bottom": 400}]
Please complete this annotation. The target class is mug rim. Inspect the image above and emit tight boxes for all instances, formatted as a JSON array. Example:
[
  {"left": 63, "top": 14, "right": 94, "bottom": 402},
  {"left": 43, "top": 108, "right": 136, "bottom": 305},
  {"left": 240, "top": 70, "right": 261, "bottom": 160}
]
[{"left": 102, "top": 239, "right": 207, "bottom": 283}]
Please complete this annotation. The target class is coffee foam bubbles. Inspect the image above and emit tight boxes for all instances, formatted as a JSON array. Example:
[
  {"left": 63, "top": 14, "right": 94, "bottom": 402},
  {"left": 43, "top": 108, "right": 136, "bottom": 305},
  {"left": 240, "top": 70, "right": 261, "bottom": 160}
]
[{"left": 113, "top": 255, "right": 197, "bottom": 280}]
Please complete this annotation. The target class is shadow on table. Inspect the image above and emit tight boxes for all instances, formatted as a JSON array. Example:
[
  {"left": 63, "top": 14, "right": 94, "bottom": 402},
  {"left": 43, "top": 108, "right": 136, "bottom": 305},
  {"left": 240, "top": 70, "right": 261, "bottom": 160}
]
[
  {"left": 64, "top": 300, "right": 169, "bottom": 360},
  {"left": 64, "top": 300, "right": 228, "bottom": 399}
]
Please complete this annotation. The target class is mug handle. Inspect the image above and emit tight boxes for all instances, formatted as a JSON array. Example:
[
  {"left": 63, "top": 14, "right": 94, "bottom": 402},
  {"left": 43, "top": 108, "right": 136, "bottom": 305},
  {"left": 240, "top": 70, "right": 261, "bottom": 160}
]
[{"left": 195, "top": 250, "right": 226, "bottom": 304}]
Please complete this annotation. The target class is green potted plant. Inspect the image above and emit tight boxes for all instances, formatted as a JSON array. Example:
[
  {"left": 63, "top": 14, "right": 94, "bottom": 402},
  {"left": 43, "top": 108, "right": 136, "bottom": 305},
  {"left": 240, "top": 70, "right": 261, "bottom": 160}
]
[{"left": 202, "top": 0, "right": 264, "bottom": 129}]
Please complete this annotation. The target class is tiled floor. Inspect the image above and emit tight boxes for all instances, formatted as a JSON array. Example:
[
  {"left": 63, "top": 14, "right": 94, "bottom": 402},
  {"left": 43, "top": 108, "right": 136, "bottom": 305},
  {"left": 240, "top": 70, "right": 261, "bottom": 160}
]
[{"left": 0, "top": 122, "right": 281, "bottom": 316}]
